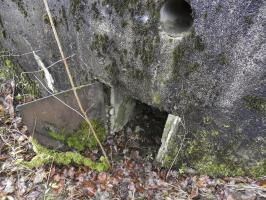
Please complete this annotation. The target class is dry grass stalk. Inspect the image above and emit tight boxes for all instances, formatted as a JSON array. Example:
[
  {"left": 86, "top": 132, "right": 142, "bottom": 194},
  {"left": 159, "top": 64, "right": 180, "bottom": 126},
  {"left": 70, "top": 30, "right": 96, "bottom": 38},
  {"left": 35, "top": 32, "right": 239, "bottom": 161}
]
[{"left": 42, "top": 0, "right": 110, "bottom": 167}]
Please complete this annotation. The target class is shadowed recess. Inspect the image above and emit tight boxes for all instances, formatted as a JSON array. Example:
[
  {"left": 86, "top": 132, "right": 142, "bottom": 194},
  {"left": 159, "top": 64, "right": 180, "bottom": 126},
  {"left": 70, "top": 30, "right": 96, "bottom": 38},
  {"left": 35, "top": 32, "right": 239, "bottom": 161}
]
[{"left": 160, "top": 0, "right": 193, "bottom": 35}]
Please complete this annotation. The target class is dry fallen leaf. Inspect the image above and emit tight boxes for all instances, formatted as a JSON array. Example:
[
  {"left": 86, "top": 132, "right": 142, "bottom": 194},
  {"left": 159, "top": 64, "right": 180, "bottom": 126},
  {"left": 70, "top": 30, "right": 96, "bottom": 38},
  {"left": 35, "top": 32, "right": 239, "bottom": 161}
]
[
  {"left": 55, "top": 179, "right": 65, "bottom": 194},
  {"left": 197, "top": 176, "right": 208, "bottom": 188},
  {"left": 98, "top": 172, "right": 108, "bottom": 184},
  {"left": 0, "top": 104, "right": 5, "bottom": 117},
  {"left": 83, "top": 180, "right": 96, "bottom": 197},
  {"left": 190, "top": 186, "right": 199, "bottom": 199},
  {"left": 136, "top": 183, "right": 145, "bottom": 193},
  {"left": 257, "top": 179, "right": 266, "bottom": 188},
  {"left": 0, "top": 154, "right": 8, "bottom": 161}
]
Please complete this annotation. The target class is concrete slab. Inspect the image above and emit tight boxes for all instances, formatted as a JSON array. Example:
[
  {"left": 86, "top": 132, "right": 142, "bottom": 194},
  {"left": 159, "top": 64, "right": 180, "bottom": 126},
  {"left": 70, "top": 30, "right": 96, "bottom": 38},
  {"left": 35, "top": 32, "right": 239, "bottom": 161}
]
[{"left": 17, "top": 82, "right": 108, "bottom": 149}]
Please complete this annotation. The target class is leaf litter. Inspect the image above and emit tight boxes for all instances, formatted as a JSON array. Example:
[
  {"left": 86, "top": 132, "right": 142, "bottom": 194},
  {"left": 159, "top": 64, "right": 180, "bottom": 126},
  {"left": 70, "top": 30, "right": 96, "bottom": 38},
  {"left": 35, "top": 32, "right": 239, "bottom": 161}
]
[{"left": 0, "top": 80, "right": 265, "bottom": 200}]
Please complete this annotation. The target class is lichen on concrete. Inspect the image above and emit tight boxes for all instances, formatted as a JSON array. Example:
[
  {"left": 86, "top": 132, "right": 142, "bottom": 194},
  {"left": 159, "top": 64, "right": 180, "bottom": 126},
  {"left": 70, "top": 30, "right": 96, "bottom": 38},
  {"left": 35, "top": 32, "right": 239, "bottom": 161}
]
[
  {"left": 162, "top": 126, "right": 265, "bottom": 177},
  {"left": 1, "top": 0, "right": 265, "bottom": 178},
  {"left": 152, "top": 92, "right": 161, "bottom": 106},
  {"left": 243, "top": 95, "right": 266, "bottom": 113},
  {"left": 11, "top": 0, "right": 28, "bottom": 17},
  {"left": 0, "top": 57, "right": 39, "bottom": 98}
]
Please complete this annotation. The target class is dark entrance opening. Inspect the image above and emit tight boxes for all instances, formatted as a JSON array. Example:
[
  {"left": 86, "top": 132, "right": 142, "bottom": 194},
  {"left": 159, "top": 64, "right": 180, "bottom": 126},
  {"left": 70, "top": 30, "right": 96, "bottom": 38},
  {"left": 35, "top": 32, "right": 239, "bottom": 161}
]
[
  {"left": 160, "top": 0, "right": 193, "bottom": 35},
  {"left": 123, "top": 100, "right": 168, "bottom": 161}
]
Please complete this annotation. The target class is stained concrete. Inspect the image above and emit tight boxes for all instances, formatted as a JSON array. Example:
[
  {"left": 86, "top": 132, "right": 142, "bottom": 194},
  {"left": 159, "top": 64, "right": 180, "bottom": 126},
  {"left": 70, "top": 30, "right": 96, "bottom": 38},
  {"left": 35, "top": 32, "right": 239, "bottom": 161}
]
[
  {"left": 17, "top": 82, "right": 108, "bottom": 148},
  {"left": 0, "top": 0, "right": 265, "bottom": 176}
]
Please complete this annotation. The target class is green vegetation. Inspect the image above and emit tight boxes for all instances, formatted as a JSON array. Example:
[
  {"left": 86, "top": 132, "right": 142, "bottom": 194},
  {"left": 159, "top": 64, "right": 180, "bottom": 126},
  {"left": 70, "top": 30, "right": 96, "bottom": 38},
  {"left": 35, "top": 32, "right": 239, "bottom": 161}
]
[
  {"left": 42, "top": 13, "right": 49, "bottom": 24},
  {"left": 102, "top": 0, "right": 139, "bottom": 16},
  {"left": 161, "top": 127, "right": 266, "bottom": 177},
  {"left": 70, "top": 0, "right": 83, "bottom": 15},
  {"left": 0, "top": 30, "right": 6, "bottom": 39},
  {"left": 203, "top": 12, "right": 208, "bottom": 20},
  {"left": 185, "top": 62, "right": 200, "bottom": 76},
  {"left": 193, "top": 36, "right": 205, "bottom": 51},
  {"left": 131, "top": 68, "right": 145, "bottom": 80},
  {"left": 215, "top": 4, "right": 223, "bottom": 13},
  {"left": 172, "top": 45, "right": 185, "bottom": 77},
  {"left": 11, "top": 0, "right": 28, "bottom": 17},
  {"left": 70, "top": 0, "right": 85, "bottom": 31},
  {"left": 152, "top": 92, "right": 161, "bottom": 105},
  {"left": 134, "top": 36, "right": 159, "bottom": 67},
  {"left": 218, "top": 53, "right": 229, "bottom": 65},
  {"left": 203, "top": 116, "right": 212, "bottom": 125},
  {"left": 121, "top": 20, "right": 129, "bottom": 28},
  {"left": 20, "top": 138, "right": 109, "bottom": 172},
  {"left": 243, "top": 95, "right": 266, "bottom": 112},
  {"left": 0, "top": 58, "right": 39, "bottom": 98},
  {"left": 0, "top": 14, "right": 6, "bottom": 39},
  {"left": 171, "top": 30, "right": 206, "bottom": 79},
  {"left": 90, "top": 34, "right": 110, "bottom": 56},
  {"left": 195, "top": 156, "right": 245, "bottom": 177},
  {"left": 48, "top": 120, "right": 107, "bottom": 152}
]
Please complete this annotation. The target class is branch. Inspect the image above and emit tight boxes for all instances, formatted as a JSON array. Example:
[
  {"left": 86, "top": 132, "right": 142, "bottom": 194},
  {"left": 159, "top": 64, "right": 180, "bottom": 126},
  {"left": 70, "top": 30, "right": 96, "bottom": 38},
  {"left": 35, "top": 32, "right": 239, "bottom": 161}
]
[{"left": 42, "top": 0, "right": 110, "bottom": 167}]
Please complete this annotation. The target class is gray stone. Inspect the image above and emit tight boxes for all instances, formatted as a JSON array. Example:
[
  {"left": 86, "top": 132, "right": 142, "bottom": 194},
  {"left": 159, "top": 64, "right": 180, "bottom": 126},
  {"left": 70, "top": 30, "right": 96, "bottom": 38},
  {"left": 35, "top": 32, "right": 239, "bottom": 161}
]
[{"left": 0, "top": 0, "right": 265, "bottom": 176}]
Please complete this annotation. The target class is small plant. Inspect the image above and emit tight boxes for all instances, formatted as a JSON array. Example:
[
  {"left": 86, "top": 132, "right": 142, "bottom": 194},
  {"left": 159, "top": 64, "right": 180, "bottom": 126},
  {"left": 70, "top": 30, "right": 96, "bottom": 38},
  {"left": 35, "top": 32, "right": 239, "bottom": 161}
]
[{"left": 48, "top": 120, "right": 107, "bottom": 152}]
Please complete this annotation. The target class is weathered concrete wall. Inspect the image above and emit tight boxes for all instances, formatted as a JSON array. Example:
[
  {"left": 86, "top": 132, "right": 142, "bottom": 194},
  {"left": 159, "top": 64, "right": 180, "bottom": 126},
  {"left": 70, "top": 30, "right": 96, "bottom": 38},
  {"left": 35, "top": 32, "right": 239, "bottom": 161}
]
[{"left": 0, "top": 0, "right": 265, "bottom": 176}]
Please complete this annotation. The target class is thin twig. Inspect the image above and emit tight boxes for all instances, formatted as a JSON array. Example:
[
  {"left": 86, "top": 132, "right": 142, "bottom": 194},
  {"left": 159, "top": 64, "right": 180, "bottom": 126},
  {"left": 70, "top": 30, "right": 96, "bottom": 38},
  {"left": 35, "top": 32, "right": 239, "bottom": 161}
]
[
  {"left": 46, "top": 157, "right": 55, "bottom": 188},
  {"left": 21, "top": 54, "right": 75, "bottom": 75},
  {"left": 43, "top": 0, "right": 110, "bottom": 167},
  {"left": 33, "top": 75, "right": 86, "bottom": 121},
  {"left": 0, "top": 50, "right": 41, "bottom": 58}
]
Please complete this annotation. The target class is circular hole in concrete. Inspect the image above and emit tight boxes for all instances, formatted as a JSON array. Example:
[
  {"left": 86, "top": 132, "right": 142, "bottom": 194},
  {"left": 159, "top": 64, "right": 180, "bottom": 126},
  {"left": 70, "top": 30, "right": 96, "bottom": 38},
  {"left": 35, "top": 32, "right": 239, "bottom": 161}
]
[{"left": 160, "top": 0, "right": 193, "bottom": 35}]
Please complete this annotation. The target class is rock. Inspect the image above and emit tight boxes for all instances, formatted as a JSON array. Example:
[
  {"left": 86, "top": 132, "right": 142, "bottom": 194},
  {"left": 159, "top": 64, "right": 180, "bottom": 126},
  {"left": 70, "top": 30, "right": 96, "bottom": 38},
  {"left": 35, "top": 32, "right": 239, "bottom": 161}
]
[{"left": 0, "top": 0, "right": 265, "bottom": 177}]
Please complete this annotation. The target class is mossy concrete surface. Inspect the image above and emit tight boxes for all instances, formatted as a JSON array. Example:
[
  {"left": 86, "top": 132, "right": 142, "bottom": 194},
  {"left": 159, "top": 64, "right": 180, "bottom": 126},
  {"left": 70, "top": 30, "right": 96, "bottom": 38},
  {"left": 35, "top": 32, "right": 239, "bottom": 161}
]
[
  {"left": 0, "top": 0, "right": 265, "bottom": 177},
  {"left": 158, "top": 114, "right": 266, "bottom": 178}
]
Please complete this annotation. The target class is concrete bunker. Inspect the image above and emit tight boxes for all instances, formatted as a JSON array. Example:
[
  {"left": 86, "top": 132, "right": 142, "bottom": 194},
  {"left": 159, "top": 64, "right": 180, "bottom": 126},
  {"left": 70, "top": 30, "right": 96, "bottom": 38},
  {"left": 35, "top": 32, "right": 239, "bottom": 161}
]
[{"left": 160, "top": 0, "right": 193, "bottom": 36}]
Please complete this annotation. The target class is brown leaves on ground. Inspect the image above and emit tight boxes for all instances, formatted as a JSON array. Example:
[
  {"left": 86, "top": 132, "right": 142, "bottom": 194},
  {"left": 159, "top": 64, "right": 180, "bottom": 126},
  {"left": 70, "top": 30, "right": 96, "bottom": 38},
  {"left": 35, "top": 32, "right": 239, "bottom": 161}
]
[{"left": 0, "top": 80, "right": 266, "bottom": 199}]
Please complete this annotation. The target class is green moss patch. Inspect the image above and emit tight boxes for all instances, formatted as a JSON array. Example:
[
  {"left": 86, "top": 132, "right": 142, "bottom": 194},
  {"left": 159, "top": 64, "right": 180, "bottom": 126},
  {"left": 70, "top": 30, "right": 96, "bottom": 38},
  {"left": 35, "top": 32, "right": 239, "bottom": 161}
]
[
  {"left": 160, "top": 126, "right": 265, "bottom": 178},
  {"left": 0, "top": 58, "right": 39, "bottom": 99},
  {"left": 171, "top": 30, "right": 206, "bottom": 79},
  {"left": 152, "top": 92, "right": 161, "bottom": 105},
  {"left": 243, "top": 95, "right": 266, "bottom": 113},
  {"left": 48, "top": 120, "right": 107, "bottom": 152},
  {"left": 19, "top": 138, "right": 109, "bottom": 172}
]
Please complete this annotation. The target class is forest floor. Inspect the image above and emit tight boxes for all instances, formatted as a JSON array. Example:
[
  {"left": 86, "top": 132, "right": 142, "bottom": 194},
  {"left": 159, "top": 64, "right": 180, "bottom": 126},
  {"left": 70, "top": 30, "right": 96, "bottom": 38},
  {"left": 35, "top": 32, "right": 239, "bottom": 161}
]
[{"left": 0, "top": 81, "right": 266, "bottom": 200}]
